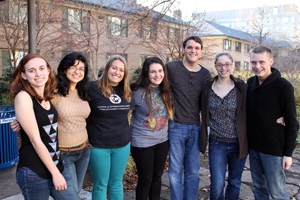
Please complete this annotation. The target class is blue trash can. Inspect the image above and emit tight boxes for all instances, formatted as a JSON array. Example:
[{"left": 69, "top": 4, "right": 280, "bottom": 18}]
[{"left": 0, "top": 105, "right": 19, "bottom": 171}]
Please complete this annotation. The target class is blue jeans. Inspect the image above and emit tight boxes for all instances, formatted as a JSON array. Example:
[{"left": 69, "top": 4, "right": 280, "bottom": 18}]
[
  {"left": 16, "top": 166, "right": 80, "bottom": 200},
  {"left": 60, "top": 146, "right": 90, "bottom": 193},
  {"left": 89, "top": 143, "right": 130, "bottom": 200},
  {"left": 168, "top": 121, "right": 200, "bottom": 200},
  {"left": 249, "top": 149, "right": 290, "bottom": 200},
  {"left": 209, "top": 138, "right": 246, "bottom": 200}
]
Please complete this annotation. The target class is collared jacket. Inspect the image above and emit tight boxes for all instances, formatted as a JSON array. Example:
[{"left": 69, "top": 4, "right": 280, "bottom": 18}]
[{"left": 199, "top": 75, "right": 248, "bottom": 159}]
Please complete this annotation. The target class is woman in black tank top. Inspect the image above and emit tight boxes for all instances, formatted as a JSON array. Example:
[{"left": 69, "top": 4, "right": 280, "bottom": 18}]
[{"left": 10, "top": 54, "right": 79, "bottom": 200}]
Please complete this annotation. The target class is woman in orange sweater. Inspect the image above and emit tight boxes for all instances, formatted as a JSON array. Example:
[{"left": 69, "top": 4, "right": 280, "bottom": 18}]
[{"left": 53, "top": 52, "right": 91, "bottom": 194}]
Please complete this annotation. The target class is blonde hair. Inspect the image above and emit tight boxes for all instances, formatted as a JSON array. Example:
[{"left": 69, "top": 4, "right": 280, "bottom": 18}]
[{"left": 97, "top": 55, "right": 131, "bottom": 102}]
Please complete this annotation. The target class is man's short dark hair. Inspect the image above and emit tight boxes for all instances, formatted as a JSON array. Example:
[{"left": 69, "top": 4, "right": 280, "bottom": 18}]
[{"left": 183, "top": 36, "right": 203, "bottom": 50}]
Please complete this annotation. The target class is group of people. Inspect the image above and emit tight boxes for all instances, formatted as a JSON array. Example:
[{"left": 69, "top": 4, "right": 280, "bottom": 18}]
[
  {"left": 200, "top": 45, "right": 298, "bottom": 200},
  {"left": 10, "top": 35, "right": 298, "bottom": 200},
  {"left": 10, "top": 51, "right": 173, "bottom": 200}
]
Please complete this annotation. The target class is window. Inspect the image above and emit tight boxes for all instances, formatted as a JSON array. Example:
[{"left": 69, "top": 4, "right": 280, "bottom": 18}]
[
  {"left": 140, "top": 55, "right": 152, "bottom": 67},
  {"left": 14, "top": 51, "right": 25, "bottom": 66},
  {"left": 107, "top": 16, "right": 127, "bottom": 38},
  {"left": 235, "top": 61, "right": 241, "bottom": 71},
  {"left": 224, "top": 39, "right": 231, "bottom": 51},
  {"left": 166, "top": 55, "right": 173, "bottom": 62},
  {"left": 168, "top": 27, "right": 179, "bottom": 42},
  {"left": 142, "top": 25, "right": 151, "bottom": 39},
  {"left": 282, "top": 17, "right": 288, "bottom": 23},
  {"left": 82, "top": 12, "right": 90, "bottom": 33},
  {"left": 62, "top": 8, "right": 90, "bottom": 32},
  {"left": 282, "top": 26, "right": 287, "bottom": 31},
  {"left": 244, "top": 61, "right": 249, "bottom": 71},
  {"left": 291, "top": 49, "right": 300, "bottom": 56},
  {"left": 277, "top": 26, "right": 281, "bottom": 31},
  {"left": 268, "top": 18, "right": 273, "bottom": 24},
  {"left": 68, "top": 9, "right": 80, "bottom": 30},
  {"left": 141, "top": 23, "right": 157, "bottom": 40},
  {"left": 0, "top": 1, "right": 9, "bottom": 22},
  {"left": 1, "top": 50, "right": 25, "bottom": 76},
  {"left": 62, "top": 51, "right": 72, "bottom": 58},
  {"left": 244, "top": 44, "right": 250, "bottom": 54},
  {"left": 1, "top": 50, "right": 10, "bottom": 76},
  {"left": 62, "top": 51, "right": 90, "bottom": 63},
  {"left": 235, "top": 42, "right": 241, "bottom": 52},
  {"left": 11, "top": 1, "right": 27, "bottom": 24}
]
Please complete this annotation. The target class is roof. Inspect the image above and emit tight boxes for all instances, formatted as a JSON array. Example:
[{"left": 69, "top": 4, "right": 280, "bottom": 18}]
[
  {"left": 75, "top": 0, "right": 186, "bottom": 24},
  {"left": 200, "top": 21, "right": 291, "bottom": 48},
  {"left": 204, "top": 4, "right": 299, "bottom": 21},
  {"left": 201, "top": 21, "right": 254, "bottom": 42}
]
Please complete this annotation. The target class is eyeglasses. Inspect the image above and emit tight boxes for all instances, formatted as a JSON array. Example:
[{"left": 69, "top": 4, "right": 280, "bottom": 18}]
[
  {"left": 68, "top": 66, "right": 85, "bottom": 72},
  {"left": 216, "top": 63, "right": 232, "bottom": 68}
]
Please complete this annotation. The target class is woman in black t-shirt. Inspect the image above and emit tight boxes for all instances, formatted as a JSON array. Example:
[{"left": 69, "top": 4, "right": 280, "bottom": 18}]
[{"left": 87, "top": 55, "right": 132, "bottom": 200}]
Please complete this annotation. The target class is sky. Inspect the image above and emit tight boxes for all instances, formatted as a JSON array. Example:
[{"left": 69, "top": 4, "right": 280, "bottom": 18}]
[{"left": 137, "top": 0, "right": 300, "bottom": 19}]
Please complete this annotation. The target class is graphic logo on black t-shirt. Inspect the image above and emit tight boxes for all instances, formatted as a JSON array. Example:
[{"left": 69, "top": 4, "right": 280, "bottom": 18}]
[
  {"left": 110, "top": 94, "right": 121, "bottom": 104},
  {"left": 43, "top": 114, "right": 60, "bottom": 165}
]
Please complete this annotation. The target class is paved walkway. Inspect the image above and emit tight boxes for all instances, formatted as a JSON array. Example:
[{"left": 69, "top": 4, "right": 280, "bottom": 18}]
[{"left": 1, "top": 154, "right": 300, "bottom": 200}]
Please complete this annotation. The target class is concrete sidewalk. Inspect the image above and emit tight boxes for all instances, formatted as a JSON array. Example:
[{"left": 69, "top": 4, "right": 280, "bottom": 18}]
[{"left": 1, "top": 154, "right": 300, "bottom": 200}]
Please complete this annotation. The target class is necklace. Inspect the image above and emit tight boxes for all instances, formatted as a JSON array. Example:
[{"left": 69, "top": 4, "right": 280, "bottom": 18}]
[{"left": 41, "top": 101, "right": 48, "bottom": 109}]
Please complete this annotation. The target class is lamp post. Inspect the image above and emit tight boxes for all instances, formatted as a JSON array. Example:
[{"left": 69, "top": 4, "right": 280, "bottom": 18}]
[{"left": 28, "top": 0, "right": 36, "bottom": 53}]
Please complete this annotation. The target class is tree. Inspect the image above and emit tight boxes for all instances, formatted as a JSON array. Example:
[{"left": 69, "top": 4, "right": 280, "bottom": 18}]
[
  {"left": 0, "top": 0, "right": 72, "bottom": 66},
  {"left": 239, "top": 6, "right": 275, "bottom": 45},
  {"left": 35, "top": 0, "right": 69, "bottom": 59},
  {"left": 139, "top": 10, "right": 218, "bottom": 70},
  {"left": 51, "top": 0, "right": 176, "bottom": 79},
  {"left": 0, "top": 0, "right": 28, "bottom": 68},
  {"left": 0, "top": 0, "right": 184, "bottom": 82},
  {"left": 0, "top": 0, "right": 69, "bottom": 104}
]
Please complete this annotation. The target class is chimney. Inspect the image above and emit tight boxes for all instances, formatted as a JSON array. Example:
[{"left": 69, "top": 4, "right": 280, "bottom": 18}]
[
  {"left": 173, "top": 9, "right": 182, "bottom": 20},
  {"left": 127, "top": 0, "right": 137, "bottom": 5}
]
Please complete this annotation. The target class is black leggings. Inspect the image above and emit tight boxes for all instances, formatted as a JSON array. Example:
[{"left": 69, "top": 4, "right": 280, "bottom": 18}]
[{"left": 131, "top": 140, "right": 169, "bottom": 200}]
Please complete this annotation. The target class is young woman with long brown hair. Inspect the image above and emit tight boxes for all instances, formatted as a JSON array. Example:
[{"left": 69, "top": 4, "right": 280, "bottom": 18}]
[{"left": 129, "top": 56, "right": 174, "bottom": 200}]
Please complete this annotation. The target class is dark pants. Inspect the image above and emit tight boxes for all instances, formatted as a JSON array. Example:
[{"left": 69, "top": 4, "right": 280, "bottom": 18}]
[{"left": 131, "top": 140, "right": 169, "bottom": 200}]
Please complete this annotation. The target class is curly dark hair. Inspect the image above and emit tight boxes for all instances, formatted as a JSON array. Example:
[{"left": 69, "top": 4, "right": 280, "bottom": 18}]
[{"left": 56, "top": 52, "right": 90, "bottom": 101}]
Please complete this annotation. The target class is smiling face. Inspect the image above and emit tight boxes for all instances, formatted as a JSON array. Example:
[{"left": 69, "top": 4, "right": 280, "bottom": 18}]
[
  {"left": 21, "top": 57, "right": 50, "bottom": 89},
  {"left": 108, "top": 59, "right": 125, "bottom": 86},
  {"left": 65, "top": 60, "right": 85, "bottom": 87},
  {"left": 183, "top": 39, "right": 202, "bottom": 64},
  {"left": 250, "top": 52, "right": 273, "bottom": 83},
  {"left": 215, "top": 55, "right": 233, "bottom": 79},
  {"left": 148, "top": 63, "right": 164, "bottom": 88}
]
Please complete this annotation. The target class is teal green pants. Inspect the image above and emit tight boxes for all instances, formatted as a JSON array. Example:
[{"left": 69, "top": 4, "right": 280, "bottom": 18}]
[{"left": 89, "top": 143, "right": 130, "bottom": 200}]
